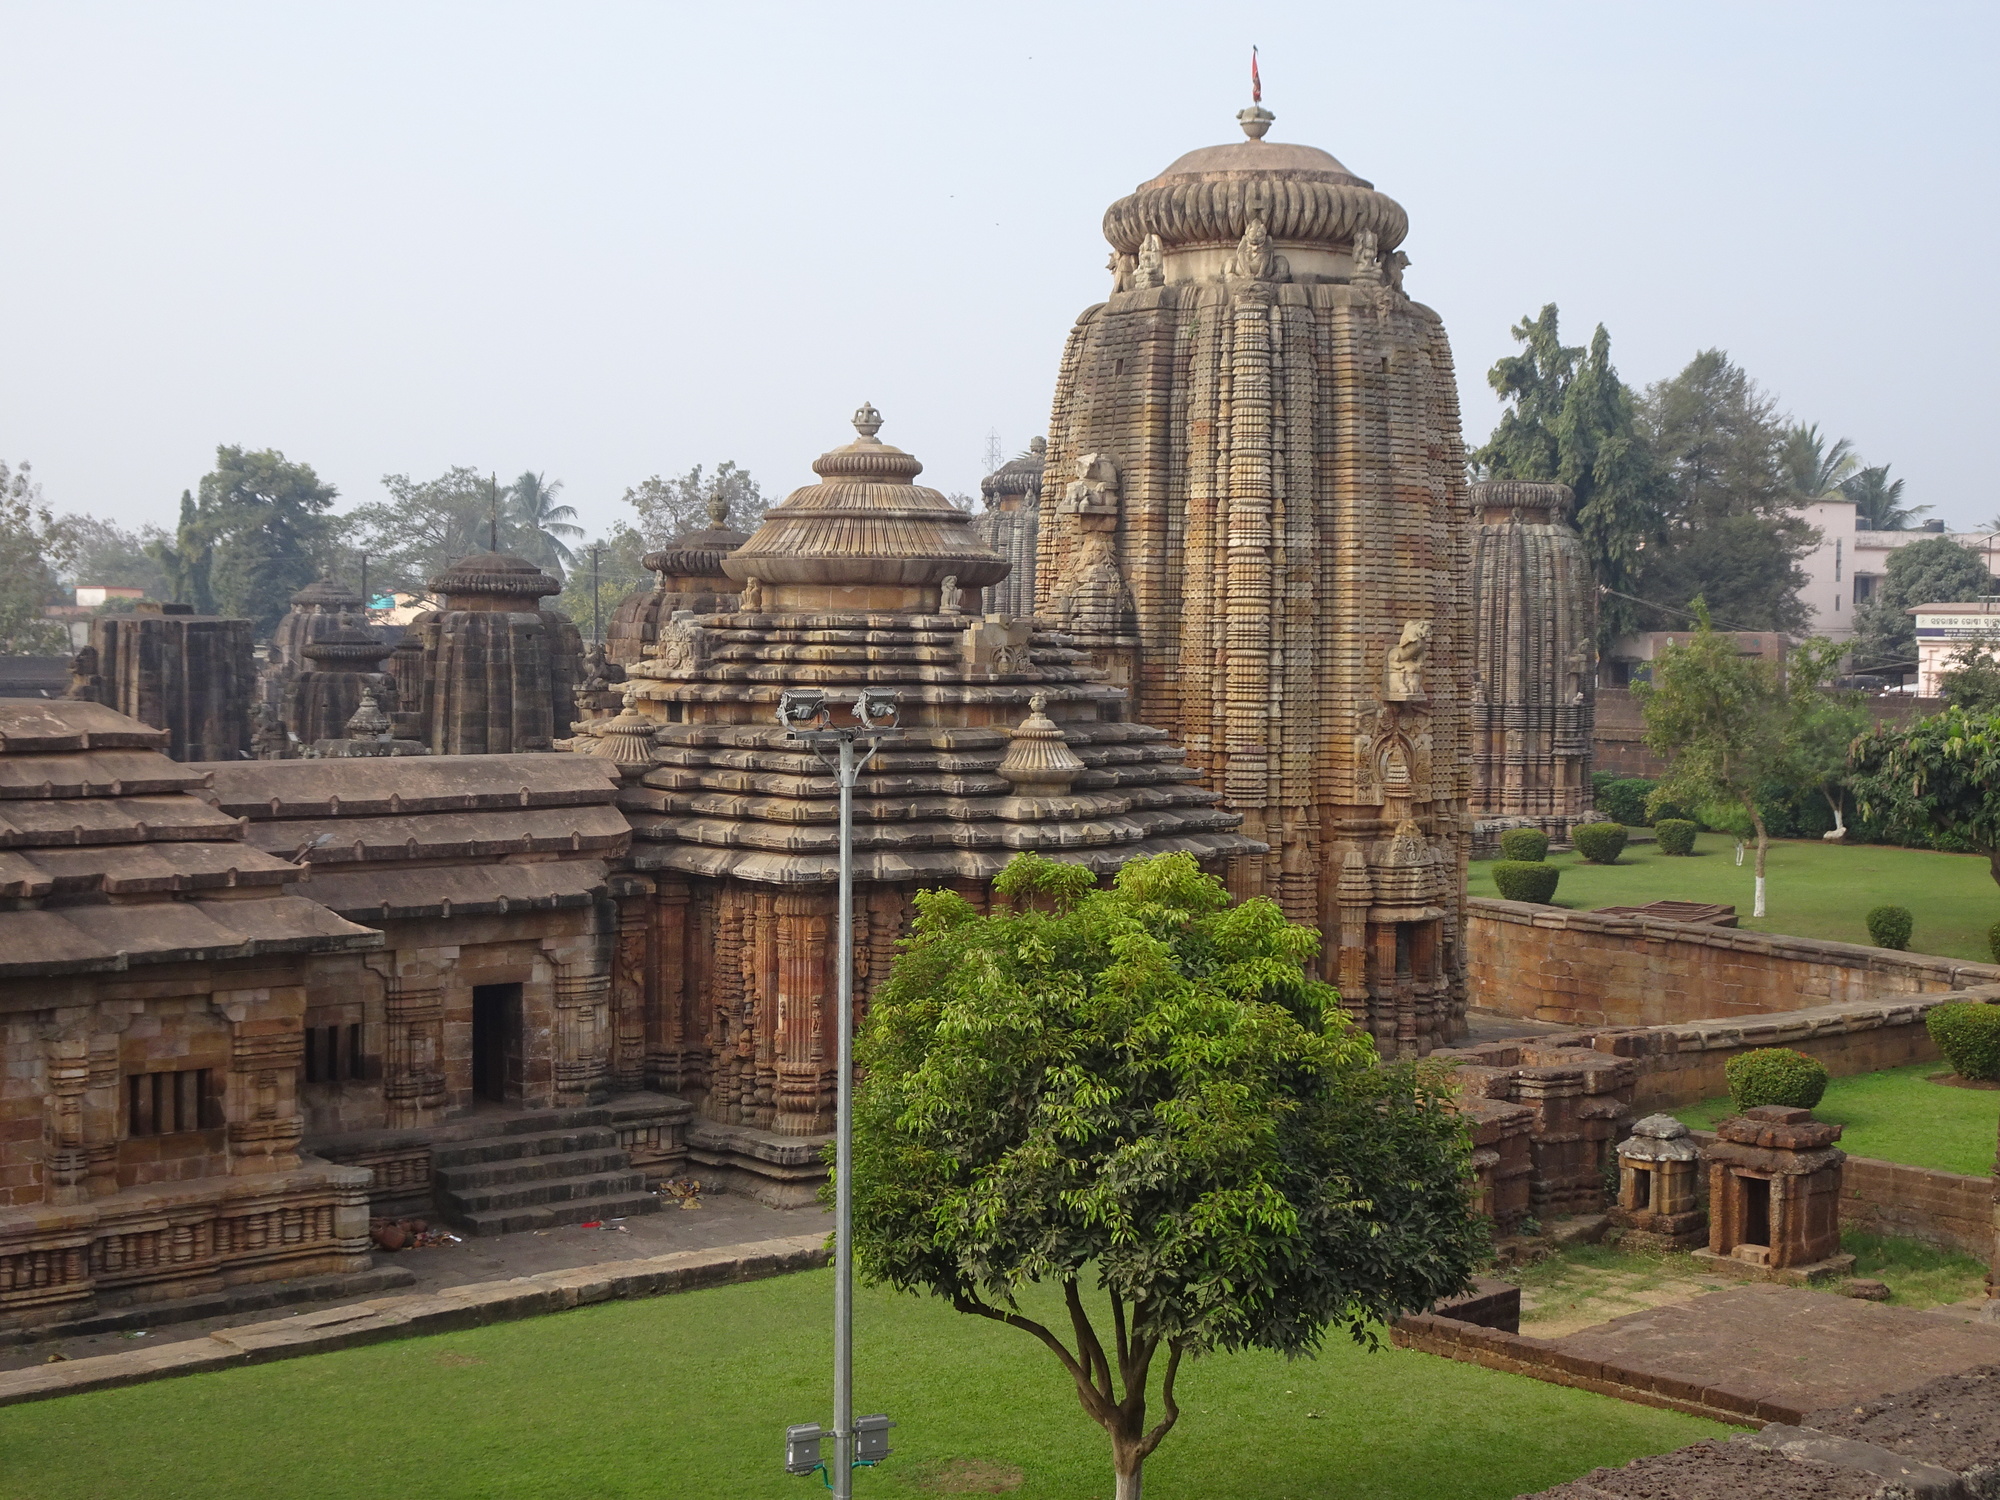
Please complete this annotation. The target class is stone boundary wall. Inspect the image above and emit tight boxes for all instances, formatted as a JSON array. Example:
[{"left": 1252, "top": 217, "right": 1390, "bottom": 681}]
[
  {"left": 1679, "top": 1130, "right": 1993, "bottom": 1260},
  {"left": 1551, "top": 990, "right": 2000, "bottom": 1113},
  {"left": 1468, "top": 898, "right": 2000, "bottom": 1029},
  {"left": 0, "top": 1232, "right": 828, "bottom": 1407}
]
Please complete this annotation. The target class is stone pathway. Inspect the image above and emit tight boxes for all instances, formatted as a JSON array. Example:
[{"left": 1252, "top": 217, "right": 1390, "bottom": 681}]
[
  {"left": 1520, "top": 1265, "right": 1737, "bottom": 1338},
  {"left": 0, "top": 1190, "right": 829, "bottom": 1373}
]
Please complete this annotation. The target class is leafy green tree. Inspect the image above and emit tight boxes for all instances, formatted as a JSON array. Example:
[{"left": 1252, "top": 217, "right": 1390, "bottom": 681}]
[
  {"left": 1637, "top": 614, "right": 1849, "bottom": 916},
  {"left": 852, "top": 851, "right": 1486, "bottom": 1500},
  {"left": 151, "top": 447, "right": 338, "bottom": 635},
  {"left": 1849, "top": 536, "right": 1994, "bottom": 673},
  {"left": 1937, "top": 634, "right": 2000, "bottom": 713},
  {"left": 1843, "top": 465, "right": 1927, "bottom": 530},
  {"left": 1474, "top": 307, "right": 1664, "bottom": 645},
  {"left": 0, "top": 460, "right": 76, "bottom": 654},
  {"left": 621, "top": 461, "right": 766, "bottom": 548},
  {"left": 65, "top": 514, "right": 172, "bottom": 600},
  {"left": 1773, "top": 638, "right": 1870, "bottom": 839},
  {"left": 505, "top": 471, "right": 583, "bottom": 575},
  {"left": 552, "top": 523, "right": 651, "bottom": 642},
  {"left": 1633, "top": 513, "right": 1812, "bottom": 634},
  {"left": 341, "top": 467, "right": 501, "bottom": 593},
  {"left": 1853, "top": 707, "right": 2000, "bottom": 890}
]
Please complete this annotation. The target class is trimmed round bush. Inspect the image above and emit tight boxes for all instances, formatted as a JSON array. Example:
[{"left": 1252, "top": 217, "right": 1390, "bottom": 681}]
[
  {"left": 1654, "top": 818, "right": 1698, "bottom": 856},
  {"left": 1866, "top": 905, "right": 1914, "bottom": 951},
  {"left": 1988, "top": 919, "right": 2000, "bottom": 966},
  {"left": 1572, "top": 822, "right": 1629, "bottom": 864},
  {"left": 1926, "top": 1002, "right": 2000, "bottom": 1082},
  {"left": 1492, "top": 861, "right": 1561, "bottom": 904},
  {"left": 1724, "top": 1047, "right": 1829, "bottom": 1112},
  {"left": 1498, "top": 828, "right": 1550, "bottom": 863}
]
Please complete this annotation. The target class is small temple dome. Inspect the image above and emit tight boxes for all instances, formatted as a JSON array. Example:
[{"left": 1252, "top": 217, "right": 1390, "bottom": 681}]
[
  {"left": 642, "top": 491, "right": 752, "bottom": 581},
  {"left": 289, "top": 577, "right": 365, "bottom": 610},
  {"left": 301, "top": 624, "right": 393, "bottom": 668},
  {"left": 426, "top": 551, "right": 564, "bottom": 600},
  {"left": 723, "top": 405, "right": 1010, "bottom": 590},
  {"left": 1475, "top": 480, "right": 1574, "bottom": 524},
  {"left": 981, "top": 437, "right": 1047, "bottom": 509},
  {"left": 1102, "top": 109, "right": 1409, "bottom": 259}
]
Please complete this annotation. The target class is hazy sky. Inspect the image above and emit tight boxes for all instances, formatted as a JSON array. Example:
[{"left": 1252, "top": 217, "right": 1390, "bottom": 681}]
[{"left": 4, "top": 1, "right": 1996, "bottom": 545}]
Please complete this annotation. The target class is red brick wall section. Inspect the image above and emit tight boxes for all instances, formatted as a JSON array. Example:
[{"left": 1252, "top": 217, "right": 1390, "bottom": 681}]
[{"left": 1468, "top": 898, "right": 2000, "bottom": 1029}]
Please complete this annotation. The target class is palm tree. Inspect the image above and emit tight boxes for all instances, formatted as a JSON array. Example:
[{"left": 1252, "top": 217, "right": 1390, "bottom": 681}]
[
  {"left": 504, "top": 471, "right": 584, "bottom": 573},
  {"left": 1841, "top": 465, "right": 1929, "bottom": 531},
  {"left": 1781, "top": 423, "right": 1860, "bottom": 502}
]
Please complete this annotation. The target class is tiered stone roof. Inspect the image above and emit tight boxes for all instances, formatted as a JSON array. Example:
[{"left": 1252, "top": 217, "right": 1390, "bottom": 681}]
[
  {"left": 568, "top": 409, "right": 1260, "bottom": 883},
  {"left": 606, "top": 493, "right": 751, "bottom": 668},
  {"left": 0, "top": 702, "right": 378, "bottom": 975}
]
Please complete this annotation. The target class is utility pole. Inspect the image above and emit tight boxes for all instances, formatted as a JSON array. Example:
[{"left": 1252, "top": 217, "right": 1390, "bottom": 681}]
[
  {"left": 591, "top": 546, "right": 602, "bottom": 645},
  {"left": 358, "top": 552, "right": 370, "bottom": 619},
  {"left": 780, "top": 687, "right": 899, "bottom": 1496},
  {"left": 489, "top": 474, "right": 501, "bottom": 553}
]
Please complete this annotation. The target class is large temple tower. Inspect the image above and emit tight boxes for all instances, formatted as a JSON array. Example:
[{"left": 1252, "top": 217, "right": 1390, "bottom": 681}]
[{"left": 1038, "top": 107, "right": 1474, "bottom": 1053}]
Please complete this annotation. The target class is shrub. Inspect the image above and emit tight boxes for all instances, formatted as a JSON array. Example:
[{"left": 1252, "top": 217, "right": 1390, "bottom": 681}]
[
  {"left": 1596, "top": 778, "right": 1655, "bottom": 828},
  {"left": 1866, "top": 905, "right": 1914, "bottom": 951},
  {"left": 1725, "top": 1047, "right": 1829, "bottom": 1111},
  {"left": 1654, "top": 818, "right": 1698, "bottom": 856},
  {"left": 1989, "top": 919, "right": 2000, "bottom": 966},
  {"left": 1498, "top": 828, "right": 1549, "bottom": 862},
  {"left": 1492, "top": 861, "right": 1561, "bottom": 904},
  {"left": 1926, "top": 1002, "right": 2000, "bottom": 1082},
  {"left": 1572, "top": 822, "right": 1629, "bottom": 864}
]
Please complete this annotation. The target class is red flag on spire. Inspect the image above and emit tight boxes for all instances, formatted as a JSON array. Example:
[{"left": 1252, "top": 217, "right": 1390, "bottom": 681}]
[{"left": 1251, "top": 46, "right": 1261, "bottom": 104}]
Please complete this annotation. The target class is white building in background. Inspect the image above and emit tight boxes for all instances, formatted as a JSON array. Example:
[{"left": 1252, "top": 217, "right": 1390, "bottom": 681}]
[
  {"left": 1795, "top": 498, "right": 2000, "bottom": 643},
  {"left": 1911, "top": 601, "right": 2000, "bottom": 696}
]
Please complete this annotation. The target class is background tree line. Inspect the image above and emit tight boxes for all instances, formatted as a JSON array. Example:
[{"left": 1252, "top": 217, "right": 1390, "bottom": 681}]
[
  {"left": 0, "top": 447, "right": 773, "bottom": 644},
  {"left": 1473, "top": 305, "right": 1977, "bottom": 661}
]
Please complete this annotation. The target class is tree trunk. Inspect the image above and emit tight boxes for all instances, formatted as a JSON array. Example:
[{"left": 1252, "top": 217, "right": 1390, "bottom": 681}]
[
  {"left": 1113, "top": 1445, "right": 1145, "bottom": 1500},
  {"left": 1822, "top": 786, "right": 1846, "bottom": 839},
  {"left": 1748, "top": 801, "right": 1770, "bottom": 919}
]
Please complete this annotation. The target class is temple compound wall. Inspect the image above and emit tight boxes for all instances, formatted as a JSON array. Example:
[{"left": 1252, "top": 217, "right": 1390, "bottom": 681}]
[
  {"left": 1469, "top": 897, "right": 2000, "bottom": 1029},
  {"left": 1035, "top": 108, "right": 1473, "bottom": 1056}
]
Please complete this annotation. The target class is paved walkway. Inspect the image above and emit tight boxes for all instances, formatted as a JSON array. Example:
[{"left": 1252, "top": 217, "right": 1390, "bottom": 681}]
[{"left": 0, "top": 1190, "right": 829, "bottom": 1373}]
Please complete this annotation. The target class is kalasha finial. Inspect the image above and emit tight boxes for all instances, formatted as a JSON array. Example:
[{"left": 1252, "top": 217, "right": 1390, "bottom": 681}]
[
  {"left": 852, "top": 402, "right": 884, "bottom": 439},
  {"left": 1238, "top": 46, "right": 1273, "bottom": 140},
  {"left": 706, "top": 486, "right": 731, "bottom": 526}
]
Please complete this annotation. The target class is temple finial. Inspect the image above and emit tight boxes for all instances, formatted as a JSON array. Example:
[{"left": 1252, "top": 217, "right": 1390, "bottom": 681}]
[
  {"left": 1239, "top": 45, "right": 1273, "bottom": 139},
  {"left": 852, "top": 402, "right": 884, "bottom": 439}
]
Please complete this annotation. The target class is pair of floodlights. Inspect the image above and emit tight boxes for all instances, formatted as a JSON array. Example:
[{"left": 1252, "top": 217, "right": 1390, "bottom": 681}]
[
  {"left": 786, "top": 1416, "right": 894, "bottom": 1476},
  {"left": 776, "top": 687, "right": 900, "bottom": 733}
]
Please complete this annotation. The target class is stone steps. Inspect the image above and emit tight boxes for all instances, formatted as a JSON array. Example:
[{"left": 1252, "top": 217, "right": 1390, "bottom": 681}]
[{"left": 430, "top": 1109, "right": 663, "bottom": 1237}]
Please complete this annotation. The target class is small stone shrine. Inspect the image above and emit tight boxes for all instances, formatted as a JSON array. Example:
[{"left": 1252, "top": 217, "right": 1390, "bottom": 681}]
[
  {"left": 394, "top": 551, "right": 585, "bottom": 755},
  {"left": 1038, "top": 104, "right": 1474, "bottom": 1054},
  {"left": 284, "top": 624, "right": 397, "bottom": 749},
  {"left": 1694, "top": 1105, "right": 1853, "bottom": 1282},
  {"left": 563, "top": 407, "right": 1260, "bottom": 1170},
  {"left": 1609, "top": 1113, "right": 1705, "bottom": 1251},
  {"left": 1468, "top": 480, "right": 1596, "bottom": 853},
  {"left": 972, "top": 436, "right": 1046, "bottom": 621},
  {"left": 604, "top": 493, "right": 750, "bottom": 668},
  {"left": 262, "top": 576, "right": 369, "bottom": 716},
  {"left": 310, "top": 688, "right": 428, "bottom": 758}
]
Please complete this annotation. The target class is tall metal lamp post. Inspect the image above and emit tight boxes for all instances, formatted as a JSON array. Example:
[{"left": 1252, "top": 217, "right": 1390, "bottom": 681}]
[{"left": 781, "top": 686, "right": 899, "bottom": 1495}]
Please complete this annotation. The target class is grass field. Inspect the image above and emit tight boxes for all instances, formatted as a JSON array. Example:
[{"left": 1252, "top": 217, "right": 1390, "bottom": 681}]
[
  {"left": 1, "top": 1270, "right": 1728, "bottom": 1500},
  {"left": 1470, "top": 830, "right": 2000, "bottom": 962},
  {"left": 1675, "top": 1060, "right": 2000, "bottom": 1176}
]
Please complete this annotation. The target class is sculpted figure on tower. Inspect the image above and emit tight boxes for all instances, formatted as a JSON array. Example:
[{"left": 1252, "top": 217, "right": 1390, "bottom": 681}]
[{"left": 1037, "top": 107, "right": 1475, "bottom": 1053}]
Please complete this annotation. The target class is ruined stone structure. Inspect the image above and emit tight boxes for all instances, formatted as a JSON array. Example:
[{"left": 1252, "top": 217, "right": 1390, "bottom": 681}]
[
  {"left": 1440, "top": 1036, "right": 1633, "bottom": 1226},
  {"left": 604, "top": 495, "right": 750, "bottom": 669},
  {"left": 1468, "top": 480, "right": 1596, "bottom": 853},
  {"left": 1695, "top": 1106, "right": 1852, "bottom": 1282},
  {"left": 562, "top": 409, "right": 1260, "bottom": 1191},
  {"left": 973, "top": 436, "right": 1046, "bottom": 620},
  {"left": 1038, "top": 109, "right": 1473, "bottom": 1054},
  {"left": 67, "top": 607, "right": 255, "bottom": 763},
  {"left": 394, "top": 552, "right": 585, "bottom": 755}
]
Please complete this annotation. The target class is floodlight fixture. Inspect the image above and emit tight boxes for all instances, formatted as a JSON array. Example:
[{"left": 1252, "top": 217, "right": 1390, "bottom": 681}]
[
  {"left": 853, "top": 688, "right": 899, "bottom": 729},
  {"left": 785, "top": 1423, "right": 824, "bottom": 1476},
  {"left": 855, "top": 1414, "right": 896, "bottom": 1464},
  {"left": 777, "top": 689, "right": 829, "bottom": 730}
]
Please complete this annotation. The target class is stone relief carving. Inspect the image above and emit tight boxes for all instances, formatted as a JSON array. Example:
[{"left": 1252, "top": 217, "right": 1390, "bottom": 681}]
[
  {"left": 938, "top": 575, "right": 963, "bottom": 615},
  {"left": 1352, "top": 228, "right": 1382, "bottom": 283},
  {"left": 1385, "top": 619, "right": 1432, "bottom": 702},
  {"left": 1050, "top": 453, "right": 1134, "bottom": 636},
  {"left": 1226, "top": 217, "right": 1290, "bottom": 284},
  {"left": 735, "top": 575, "right": 763, "bottom": 612},
  {"left": 649, "top": 611, "right": 709, "bottom": 677},
  {"left": 1132, "top": 233, "right": 1165, "bottom": 289},
  {"left": 1107, "top": 249, "right": 1135, "bottom": 294}
]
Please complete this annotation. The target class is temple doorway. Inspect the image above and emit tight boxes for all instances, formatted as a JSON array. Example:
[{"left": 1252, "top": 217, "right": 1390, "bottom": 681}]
[{"left": 471, "top": 983, "right": 523, "bottom": 1103}]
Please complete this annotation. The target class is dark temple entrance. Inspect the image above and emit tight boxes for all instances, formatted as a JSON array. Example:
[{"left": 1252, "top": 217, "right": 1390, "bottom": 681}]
[{"left": 471, "top": 983, "right": 523, "bottom": 1103}]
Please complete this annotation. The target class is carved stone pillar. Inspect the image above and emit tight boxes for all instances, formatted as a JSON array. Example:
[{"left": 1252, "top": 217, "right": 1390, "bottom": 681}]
[
  {"left": 42, "top": 1032, "right": 90, "bottom": 1206},
  {"left": 85, "top": 1029, "right": 122, "bottom": 1197},
  {"left": 382, "top": 974, "right": 446, "bottom": 1128},
  {"left": 212, "top": 988, "right": 307, "bottom": 1174},
  {"left": 552, "top": 961, "right": 611, "bottom": 1106},
  {"left": 772, "top": 891, "right": 832, "bottom": 1136},
  {"left": 1222, "top": 284, "right": 1275, "bottom": 872},
  {"left": 610, "top": 893, "right": 650, "bottom": 1094}
]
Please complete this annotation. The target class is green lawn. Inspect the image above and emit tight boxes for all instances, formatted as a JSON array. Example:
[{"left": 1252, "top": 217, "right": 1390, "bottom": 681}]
[
  {"left": 1676, "top": 1060, "right": 2000, "bottom": 1176},
  {"left": 1471, "top": 831, "right": 2000, "bottom": 962},
  {"left": 4, "top": 1270, "right": 1726, "bottom": 1500}
]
